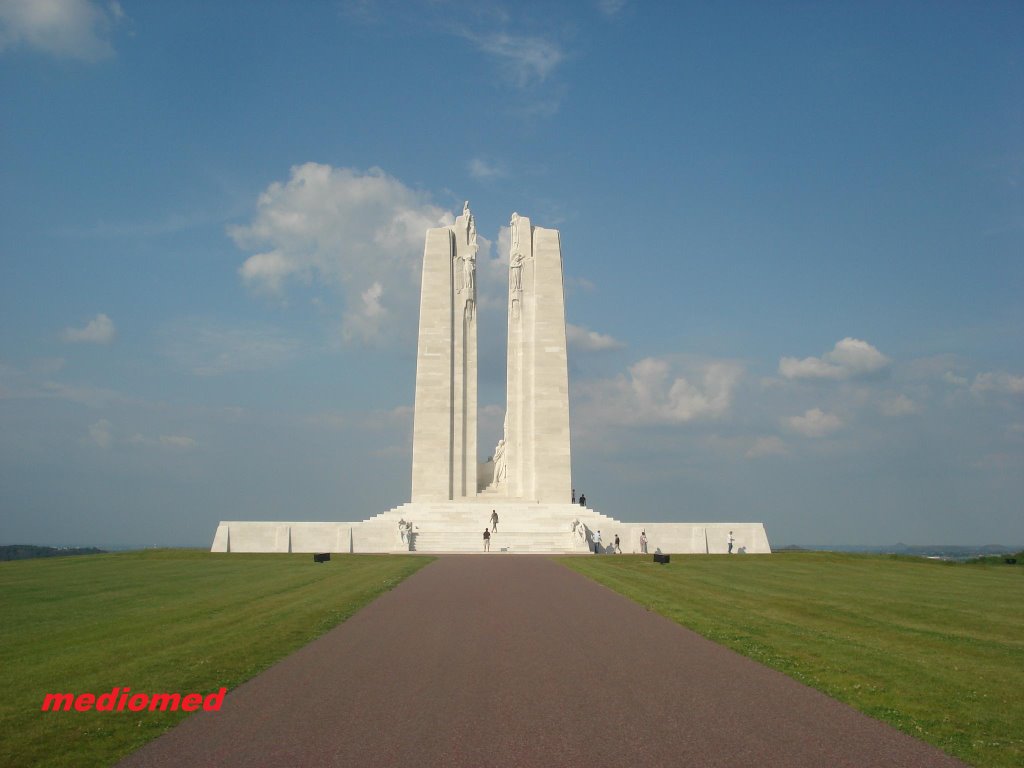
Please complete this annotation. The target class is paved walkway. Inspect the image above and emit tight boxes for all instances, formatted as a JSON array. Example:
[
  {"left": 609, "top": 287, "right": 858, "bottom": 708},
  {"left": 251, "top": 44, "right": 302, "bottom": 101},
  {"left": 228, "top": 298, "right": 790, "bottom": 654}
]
[{"left": 119, "top": 556, "right": 964, "bottom": 767}]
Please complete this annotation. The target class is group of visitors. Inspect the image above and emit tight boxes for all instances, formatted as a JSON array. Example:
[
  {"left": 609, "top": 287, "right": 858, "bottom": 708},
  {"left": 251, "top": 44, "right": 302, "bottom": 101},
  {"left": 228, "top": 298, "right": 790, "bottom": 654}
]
[
  {"left": 591, "top": 530, "right": 625, "bottom": 555},
  {"left": 483, "top": 510, "right": 499, "bottom": 551},
  {"left": 571, "top": 488, "right": 587, "bottom": 506},
  {"left": 481, "top": 503, "right": 737, "bottom": 555}
]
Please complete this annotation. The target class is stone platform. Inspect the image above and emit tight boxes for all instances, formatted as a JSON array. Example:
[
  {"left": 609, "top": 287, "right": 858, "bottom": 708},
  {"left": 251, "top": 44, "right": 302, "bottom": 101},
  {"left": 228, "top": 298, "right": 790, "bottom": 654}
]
[{"left": 210, "top": 503, "right": 771, "bottom": 555}]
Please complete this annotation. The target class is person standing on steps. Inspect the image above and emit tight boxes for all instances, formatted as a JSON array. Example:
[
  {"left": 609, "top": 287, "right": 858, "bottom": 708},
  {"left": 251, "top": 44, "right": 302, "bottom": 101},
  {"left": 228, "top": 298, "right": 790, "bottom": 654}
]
[
  {"left": 490, "top": 510, "right": 499, "bottom": 532},
  {"left": 579, "top": 493, "right": 586, "bottom": 507},
  {"left": 572, "top": 488, "right": 576, "bottom": 503},
  {"left": 483, "top": 528, "right": 491, "bottom": 552},
  {"left": 593, "top": 529, "right": 602, "bottom": 554},
  {"left": 727, "top": 530, "right": 734, "bottom": 554}
]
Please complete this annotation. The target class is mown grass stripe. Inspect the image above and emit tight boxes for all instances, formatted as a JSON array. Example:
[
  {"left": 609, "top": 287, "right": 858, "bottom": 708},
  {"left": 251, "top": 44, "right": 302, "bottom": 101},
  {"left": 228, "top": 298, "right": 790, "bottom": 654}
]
[
  {"left": 560, "top": 552, "right": 1023, "bottom": 768},
  {"left": 0, "top": 549, "right": 432, "bottom": 768}
]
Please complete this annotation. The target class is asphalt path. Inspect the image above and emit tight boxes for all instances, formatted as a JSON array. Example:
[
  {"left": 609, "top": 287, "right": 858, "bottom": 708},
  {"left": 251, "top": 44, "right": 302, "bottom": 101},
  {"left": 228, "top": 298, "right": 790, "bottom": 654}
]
[{"left": 118, "top": 555, "right": 964, "bottom": 767}]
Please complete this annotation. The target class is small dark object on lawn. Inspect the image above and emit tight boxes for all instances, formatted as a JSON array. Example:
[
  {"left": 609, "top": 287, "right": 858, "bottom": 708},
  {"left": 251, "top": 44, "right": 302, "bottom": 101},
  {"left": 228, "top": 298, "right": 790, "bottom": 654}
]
[
  {"left": 653, "top": 553, "right": 670, "bottom": 564},
  {"left": 313, "top": 553, "right": 331, "bottom": 563},
  {"left": 1005, "top": 558, "right": 1017, "bottom": 565}
]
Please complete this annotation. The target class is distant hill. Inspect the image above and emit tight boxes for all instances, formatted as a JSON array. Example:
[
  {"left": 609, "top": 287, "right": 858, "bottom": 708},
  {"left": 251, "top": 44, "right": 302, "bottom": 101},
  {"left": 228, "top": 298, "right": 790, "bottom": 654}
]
[
  {"left": 0, "top": 545, "right": 106, "bottom": 562},
  {"left": 779, "top": 543, "right": 1020, "bottom": 559}
]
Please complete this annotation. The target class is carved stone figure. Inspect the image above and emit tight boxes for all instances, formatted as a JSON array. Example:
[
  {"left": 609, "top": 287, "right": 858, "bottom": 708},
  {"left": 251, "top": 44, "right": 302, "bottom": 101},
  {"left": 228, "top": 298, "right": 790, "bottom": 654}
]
[
  {"left": 463, "top": 249, "right": 476, "bottom": 296},
  {"left": 492, "top": 438, "right": 506, "bottom": 483},
  {"left": 464, "top": 250, "right": 476, "bottom": 320},
  {"left": 572, "top": 519, "right": 587, "bottom": 542},
  {"left": 510, "top": 212, "right": 521, "bottom": 256},
  {"left": 509, "top": 250, "right": 525, "bottom": 294},
  {"left": 398, "top": 518, "right": 414, "bottom": 550}
]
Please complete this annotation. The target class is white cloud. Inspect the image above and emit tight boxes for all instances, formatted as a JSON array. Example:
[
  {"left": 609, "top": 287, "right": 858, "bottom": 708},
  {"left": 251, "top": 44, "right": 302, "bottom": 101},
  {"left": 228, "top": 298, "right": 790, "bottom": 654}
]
[
  {"left": 943, "top": 371, "right": 969, "bottom": 387},
  {"left": 566, "top": 323, "right": 624, "bottom": 351},
  {"left": 783, "top": 408, "right": 842, "bottom": 438},
  {"left": 62, "top": 313, "right": 115, "bottom": 344},
  {"left": 128, "top": 433, "right": 198, "bottom": 450},
  {"left": 161, "top": 318, "right": 302, "bottom": 377},
  {"left": 0, "top": 0, "right": 121, "bottom": 60},
  {"left": 779, "top": 337, "right": 889, "bottom": 381},
  {"left": 879, "top": 394, "right": 920, "bottom": 416},
  {"left": 88, "top": 418, "right": 112, "bottom": 448},
  {"left": 746, "top": 436, "right": 787, "bottom": 459},
  {"left": 304, "top": 411, "right": 347, "bottom": 430},
  {"left": 457, "top": 30, "right": 564, "bottom": 87},
  {"left": 971, "top": 371, "right": 1024, "bottom": 395},
  {"left": 231, "top": 163, "right": 452, "bottom": 342},
  {"left": 159, "top": 435, "right": 196, "bottom": 449},
  {"left": 40, "top": 380, "right": 123, "bottom": 407},
  {"left": 468, "top": 158, "right": 504, "bottom": 179},
  {"left": 597, "top": 0, "right": 628, "bottom": 17},
  {"left": 343, "top": 281, "right": 387, "bottom": 342},
  {"left": 566, "top": 276, "right": 596, "bottom": 293},
  {"left": 580, "top": 357, "right": 743, "bottom": 425}
]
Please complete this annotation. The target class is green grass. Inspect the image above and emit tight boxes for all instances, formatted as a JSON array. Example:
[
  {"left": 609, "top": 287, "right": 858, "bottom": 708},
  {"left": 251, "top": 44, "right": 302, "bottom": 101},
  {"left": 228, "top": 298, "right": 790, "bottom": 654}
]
[
  {"left": 559, "top": 552, "right": 1024, "bottom": 768},
  {"left": 0, "top": 549, "right": 433, "bottom": 768}
]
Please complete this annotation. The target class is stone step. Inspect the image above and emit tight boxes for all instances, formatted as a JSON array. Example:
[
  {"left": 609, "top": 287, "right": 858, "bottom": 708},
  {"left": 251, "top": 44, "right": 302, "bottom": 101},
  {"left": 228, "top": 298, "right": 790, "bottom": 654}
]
[
  {"left": 410, "top": 534, "right": 578, "bottom": 553},
  {"left": 410, "top": 529, "right": 579, "bottom": 552}
]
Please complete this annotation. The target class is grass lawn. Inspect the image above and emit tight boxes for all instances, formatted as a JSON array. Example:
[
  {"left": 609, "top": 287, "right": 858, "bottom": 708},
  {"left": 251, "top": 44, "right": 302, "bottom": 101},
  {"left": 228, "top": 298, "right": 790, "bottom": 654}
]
[
  {"left": 560, "top": 552, "right": 1023, "bottom": 768},
  {"left": 0, "top": 549, "right": 432, "bottom": 768}
]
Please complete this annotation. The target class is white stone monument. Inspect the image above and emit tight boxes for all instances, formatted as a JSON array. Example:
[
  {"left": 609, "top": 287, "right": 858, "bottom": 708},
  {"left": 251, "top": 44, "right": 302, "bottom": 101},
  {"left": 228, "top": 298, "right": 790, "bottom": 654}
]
[
  {"left": 410, "top": 203, "right": 478, "bottom": 502},
  {"left": 211, "top": 204, "right": 772, "bottom": 555}
]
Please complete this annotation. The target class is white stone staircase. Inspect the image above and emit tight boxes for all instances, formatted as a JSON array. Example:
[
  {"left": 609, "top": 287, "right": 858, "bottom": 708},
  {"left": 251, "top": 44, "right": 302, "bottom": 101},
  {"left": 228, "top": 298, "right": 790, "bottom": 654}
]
[{"left": 363, "top": 500, "right": 623, "bottom": 554}]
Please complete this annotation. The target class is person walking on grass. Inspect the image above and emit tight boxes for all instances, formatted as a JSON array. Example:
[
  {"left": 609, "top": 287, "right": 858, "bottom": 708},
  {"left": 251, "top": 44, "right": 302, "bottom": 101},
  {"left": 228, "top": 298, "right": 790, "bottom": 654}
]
[
  {"left": 483, "top": 528, "right": 491, "bottom": 552},
  {"left": 727, "top": 530, "right": 734, "bottom": 554},
  {"left": 614, "top": 534, "right": 621, "bottom": 554},
  {"left": 640, "top": 530, "right": 648, "bottom": 554}
]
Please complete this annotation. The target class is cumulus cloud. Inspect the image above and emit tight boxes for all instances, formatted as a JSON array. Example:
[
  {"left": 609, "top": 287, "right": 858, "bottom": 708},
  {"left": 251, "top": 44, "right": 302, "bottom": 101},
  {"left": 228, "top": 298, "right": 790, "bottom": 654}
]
[
  {"left": 779, "top": 338, "right": 889, "bottom": 381},
  {"left": 0, "top": 0, "right": 122, "bottom": 60},
  {"left": 88, "top": 418, "right": 112, "bottom": 447},
  {"left": 746, "top": 436, "right": 787, "bottom": 459},
  {"left": 580, "top": 357, "right": 743, "bottom": 425},
  {"left": 343, "top": 281, "right": 387, "bottom": 342},
  {"left": 783, "top": 408, "right": 842, "bottom": 437},
  {"left": 566, "top": 323, "right": 624, "bottom": 351},
  {"left": 879, "top": 394, "right": 920, "bottom": 416},
  {"left": 943, "top": 371, "right": 969, "bottom": 387},
  {"left": 971, "top": 371, "right": 1024, "bottom": 395},
  {"left": 231, "top": 164, "right": 453, "bottom": 341},
  {"left": 62, "top": 313, "right": 115, "bottom": 344}
]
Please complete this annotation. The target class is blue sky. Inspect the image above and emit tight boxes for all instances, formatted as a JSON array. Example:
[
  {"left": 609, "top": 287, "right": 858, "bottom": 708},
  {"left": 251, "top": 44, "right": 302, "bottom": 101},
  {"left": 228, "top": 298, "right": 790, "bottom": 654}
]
[{"left": 1, "top": 0, "right": 1021, "bottom": 547}]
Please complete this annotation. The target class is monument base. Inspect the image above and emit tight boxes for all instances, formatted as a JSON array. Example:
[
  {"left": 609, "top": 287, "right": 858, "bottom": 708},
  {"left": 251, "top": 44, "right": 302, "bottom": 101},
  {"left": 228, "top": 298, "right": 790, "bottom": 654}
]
[{"left": 210, "top": 503, "right": 771, "bottom": 555}]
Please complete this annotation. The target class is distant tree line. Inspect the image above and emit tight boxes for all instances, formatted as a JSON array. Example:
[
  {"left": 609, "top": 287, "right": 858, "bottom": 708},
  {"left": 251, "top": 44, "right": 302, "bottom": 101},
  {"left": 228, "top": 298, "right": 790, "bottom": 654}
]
[{"left": 0, "top": 545, "right": 106, "bottom": 561}]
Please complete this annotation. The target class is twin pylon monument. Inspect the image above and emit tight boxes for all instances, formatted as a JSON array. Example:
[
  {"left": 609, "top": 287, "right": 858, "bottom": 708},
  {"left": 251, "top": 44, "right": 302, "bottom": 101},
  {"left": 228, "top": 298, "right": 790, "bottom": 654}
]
[
  {"left": 212, "top": 203, "right": 771, "bottom": 554},
  {"left": 411, "top": 203, "right": 571, "bottom": 505}
]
